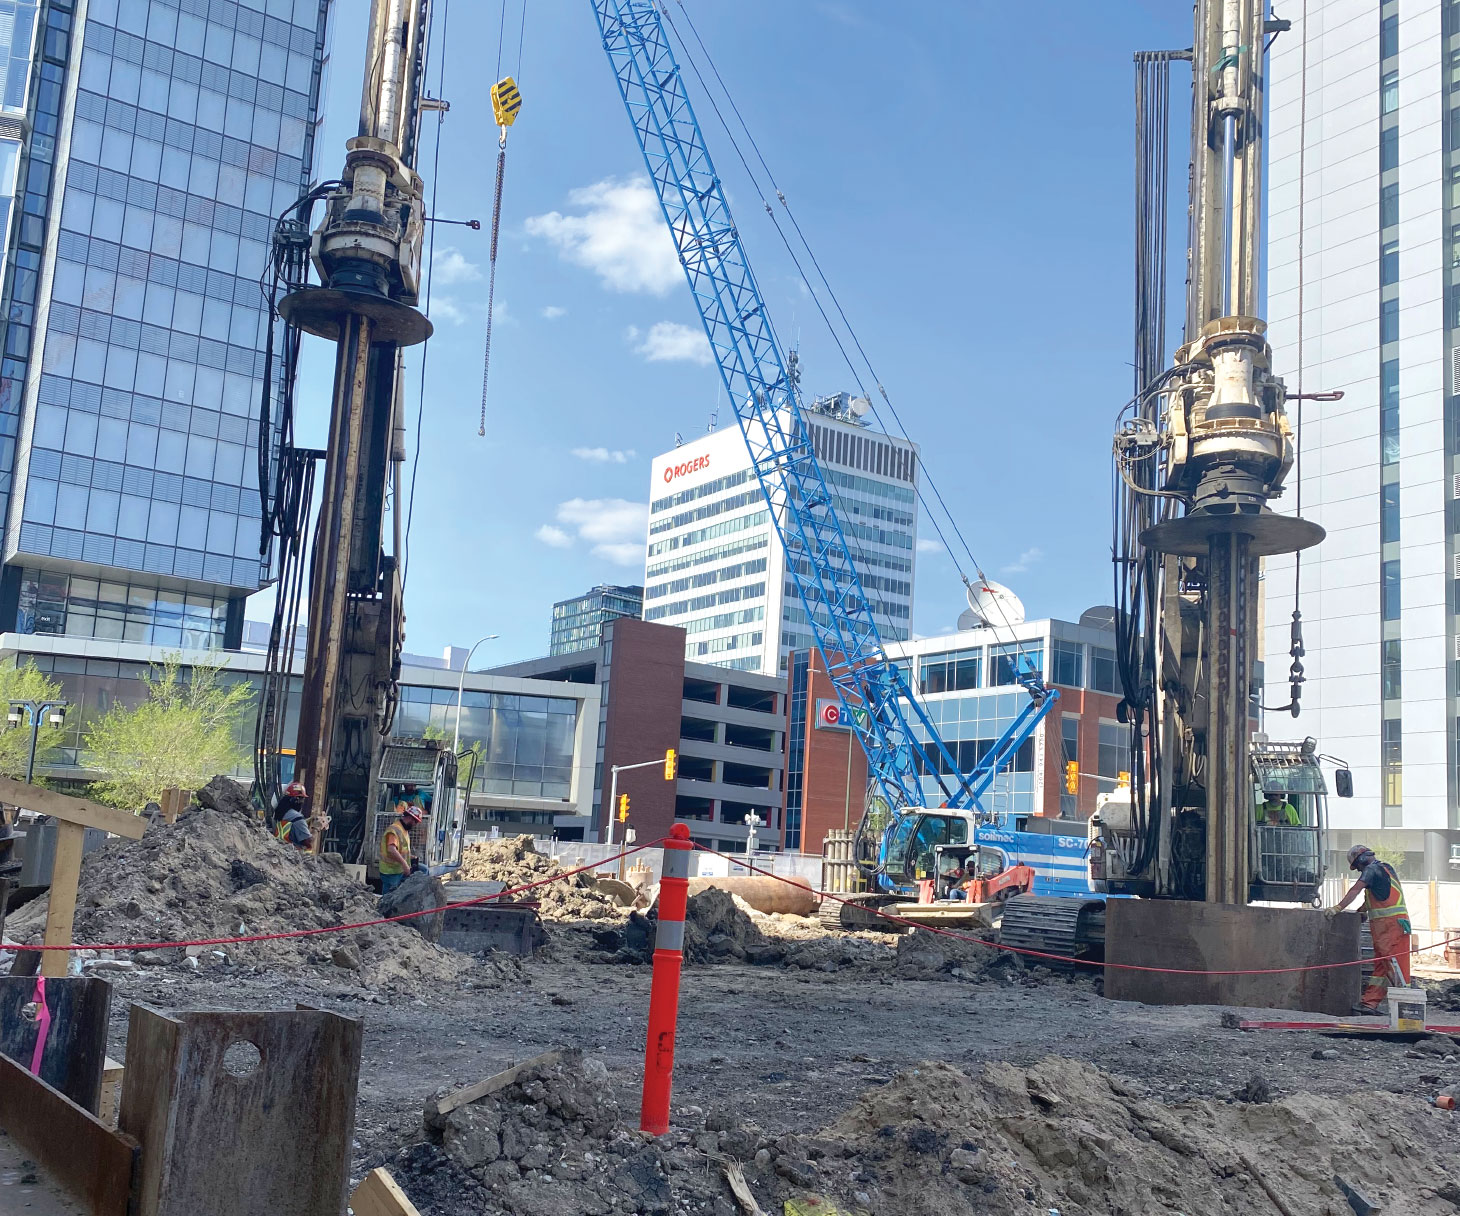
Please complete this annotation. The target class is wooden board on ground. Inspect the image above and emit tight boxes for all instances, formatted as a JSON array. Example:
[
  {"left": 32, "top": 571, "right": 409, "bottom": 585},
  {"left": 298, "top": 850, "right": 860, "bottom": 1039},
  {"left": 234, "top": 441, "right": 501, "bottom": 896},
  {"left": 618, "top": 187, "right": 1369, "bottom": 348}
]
[
  {"left": 158, "top": 789, "right": 190, "bottom": 825},
  {"left": 350, "top": 1168, "right": 422, "bottom": 1216},
  {"left": 1105, "top": 900, "right": 1361, "bottom": 1015},
  {"left": 0, "top": 1049, "right": 139, "bottom": 1215},
  {"left": 0, "top": 779, "right": 146, "bottom": 838},
  {"left": 424, "top": 1049, "right": 564, "bottom": 1127}
]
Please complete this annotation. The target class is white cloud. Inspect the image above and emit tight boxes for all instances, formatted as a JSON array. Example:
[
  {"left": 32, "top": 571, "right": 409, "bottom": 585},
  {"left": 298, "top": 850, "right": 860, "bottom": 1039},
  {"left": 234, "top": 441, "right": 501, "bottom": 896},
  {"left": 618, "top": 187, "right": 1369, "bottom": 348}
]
[
  {"left": 492, "top": 298, "right": 511, "bottom": 324},
  {"left": 552, "top": 497, "right": 649, "bottom": 566},
  {"left": 433, "top": 247, "right": 481, "bottom": 287},
  {"left": 572, "top": 447, "right": 636, "bottom": 464},
  {"left": 632, "top": 321, "right": 712, "bottom": 366},
  {"left": 524, "top": 178, "right": 681, "bottom": 295},
  {"left": 916, "top": 537, "right": 943, "bottom": 555},
  {"left": 1002, "top": 546, "right": 1045, "bottom": 575},
  {"left": 430, "top": 297, "right": 466, "bottom": 326},
  {"left": 535, "top": 524, "right": 573, "bottom": 548},
  {"left": 541, "top": 305, "right": 567, "bottom": 320}
]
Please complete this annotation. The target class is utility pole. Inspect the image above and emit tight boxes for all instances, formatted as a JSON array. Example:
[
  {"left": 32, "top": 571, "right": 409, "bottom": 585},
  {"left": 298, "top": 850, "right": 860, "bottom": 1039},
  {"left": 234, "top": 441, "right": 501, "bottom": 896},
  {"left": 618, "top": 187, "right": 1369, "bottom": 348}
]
[{"left": 287, "top": 0, "right": 433, "bottom": 845}]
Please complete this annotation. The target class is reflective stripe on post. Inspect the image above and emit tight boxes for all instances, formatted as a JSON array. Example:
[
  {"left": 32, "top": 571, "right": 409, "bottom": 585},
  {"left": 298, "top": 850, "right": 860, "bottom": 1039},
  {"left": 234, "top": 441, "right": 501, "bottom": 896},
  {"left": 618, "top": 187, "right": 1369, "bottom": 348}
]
[{"left": 640, "top": 823, "right": 692, "bottom": 1135}]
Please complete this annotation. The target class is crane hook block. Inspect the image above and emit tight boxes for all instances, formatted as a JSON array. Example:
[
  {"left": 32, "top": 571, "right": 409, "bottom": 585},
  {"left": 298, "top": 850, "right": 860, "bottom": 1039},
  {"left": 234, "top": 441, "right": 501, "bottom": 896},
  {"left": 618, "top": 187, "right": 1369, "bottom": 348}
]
[{"left": 491, "top": 77, "right": 522, "bottom": 129}]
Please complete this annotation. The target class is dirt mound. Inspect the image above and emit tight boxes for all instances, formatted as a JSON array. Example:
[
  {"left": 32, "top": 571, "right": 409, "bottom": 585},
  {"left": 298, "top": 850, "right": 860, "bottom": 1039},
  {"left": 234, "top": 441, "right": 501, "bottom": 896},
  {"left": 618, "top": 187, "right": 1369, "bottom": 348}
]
[
  {"left": 457, "top": 836, "right": 622, "bottom": 921},
  {"left": 747, "top": 1055, "right": 1460, "bottom": 1216},
  {"left": 7, "top": 795, "right": 485, "bottom": 992},
  {"left": 385, "top": 1050, "right": 682, "bottom": 1215},
  {"left": 683, "top": 886, "right": 765, "bottom": 962}
]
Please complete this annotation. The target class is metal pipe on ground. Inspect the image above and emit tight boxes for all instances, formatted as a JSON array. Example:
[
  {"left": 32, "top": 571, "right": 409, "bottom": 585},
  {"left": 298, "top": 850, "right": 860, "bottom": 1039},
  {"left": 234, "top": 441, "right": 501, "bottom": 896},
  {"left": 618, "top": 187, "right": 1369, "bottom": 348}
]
[{"left": 686, "top": 876, "right": 816, "bottom": 917}]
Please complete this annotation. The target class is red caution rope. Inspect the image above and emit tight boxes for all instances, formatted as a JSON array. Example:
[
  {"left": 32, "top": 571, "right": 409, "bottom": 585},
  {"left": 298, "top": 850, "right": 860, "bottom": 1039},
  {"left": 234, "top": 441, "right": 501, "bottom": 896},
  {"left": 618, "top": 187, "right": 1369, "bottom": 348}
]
[
  {"left": 14, "top": 839, "right": 664, "bottom": 953},
  {"left": 689, "top": 844, "right": 1459, "bottom": 978}
]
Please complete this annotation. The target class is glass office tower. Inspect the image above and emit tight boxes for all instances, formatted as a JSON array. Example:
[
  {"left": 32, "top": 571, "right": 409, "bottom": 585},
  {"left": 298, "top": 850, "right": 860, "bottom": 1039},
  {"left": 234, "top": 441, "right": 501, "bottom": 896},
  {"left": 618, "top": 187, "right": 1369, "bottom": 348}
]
[{"left": 0, "top": 0, "right": 330, "bottom": 650}]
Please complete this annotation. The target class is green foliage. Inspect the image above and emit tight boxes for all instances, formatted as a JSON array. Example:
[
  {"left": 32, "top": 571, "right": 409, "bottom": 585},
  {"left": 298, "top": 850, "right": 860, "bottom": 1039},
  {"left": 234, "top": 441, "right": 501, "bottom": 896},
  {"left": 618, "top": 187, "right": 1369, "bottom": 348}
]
[
  {"left": 0, "top": 661, "right": 67, "bottom": 779},
  {"left": 84, "top": 656, "right": 256, "bottom": 809}
]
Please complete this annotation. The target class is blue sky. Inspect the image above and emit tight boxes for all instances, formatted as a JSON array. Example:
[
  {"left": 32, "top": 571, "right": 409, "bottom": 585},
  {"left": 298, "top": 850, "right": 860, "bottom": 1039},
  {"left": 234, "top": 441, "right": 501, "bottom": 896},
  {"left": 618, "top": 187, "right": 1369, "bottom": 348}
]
[{"left": 267, "top": 0, "right": 1193, "bottom": 663}]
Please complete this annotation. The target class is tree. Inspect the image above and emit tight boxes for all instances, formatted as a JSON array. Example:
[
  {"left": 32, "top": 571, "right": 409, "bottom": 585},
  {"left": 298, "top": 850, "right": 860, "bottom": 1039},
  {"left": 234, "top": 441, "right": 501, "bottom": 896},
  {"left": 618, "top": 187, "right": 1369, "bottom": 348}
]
[
  {"left": 0, "top": 661, "right": 67, "bottom": 779},
  {"left": 84, "top": 656, "right": 256, "bottom": 809}
]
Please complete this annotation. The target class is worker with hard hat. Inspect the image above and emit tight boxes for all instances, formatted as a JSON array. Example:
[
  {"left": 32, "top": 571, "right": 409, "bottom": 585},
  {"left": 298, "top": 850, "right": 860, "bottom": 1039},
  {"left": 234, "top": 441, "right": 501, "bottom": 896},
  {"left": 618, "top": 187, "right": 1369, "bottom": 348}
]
[
  {"left": 1327, "top": 844, "right": 1411, "bottom": 1015},
  {"left": 379, "top": 796, "right": 422, "bottom": 893},
  {"left": 1254, "top": 784, "right": 1300, "bottom": 825},
  {"left": 274, "top": 781, "right": 313, "bottom": 851}
]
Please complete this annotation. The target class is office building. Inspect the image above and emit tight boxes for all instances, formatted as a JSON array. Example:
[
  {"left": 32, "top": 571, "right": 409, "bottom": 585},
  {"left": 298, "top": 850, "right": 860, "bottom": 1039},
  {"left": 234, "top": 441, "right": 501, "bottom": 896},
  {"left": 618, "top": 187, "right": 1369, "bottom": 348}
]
[
  {"left": 549, "top": 583, "right": 642, "bottom": 656},
  {"left": 0, "top": 0, "right": 330, "bottom": 650},
  {"left": 7, "top": 628, "right": 600, "bottom": 838},
  {"left": 493, "top": 615, "right": 786, "bottom": 851},
  {"left": 644, "top": 396, "right": 917, "bottom": 675},
  {"left": 1263, "top": 2, "right": 1460, "bottom": 877}
]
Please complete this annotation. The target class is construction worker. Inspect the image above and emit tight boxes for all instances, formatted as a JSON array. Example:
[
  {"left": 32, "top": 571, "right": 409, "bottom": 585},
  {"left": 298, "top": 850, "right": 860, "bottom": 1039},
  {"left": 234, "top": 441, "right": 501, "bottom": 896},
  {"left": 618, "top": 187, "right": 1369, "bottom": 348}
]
[
  {"left": 1254, "top": 785, "right": 1300, "bottom": 825},
  {"left": 1327, "top": 844, "right": 1411, "bottom": 1015},
  {"left": 273, "top": 781, "right": 313, "bottom": 850},
  {"left": 379, "top": 801, "right": 421, "bottom": 894}
]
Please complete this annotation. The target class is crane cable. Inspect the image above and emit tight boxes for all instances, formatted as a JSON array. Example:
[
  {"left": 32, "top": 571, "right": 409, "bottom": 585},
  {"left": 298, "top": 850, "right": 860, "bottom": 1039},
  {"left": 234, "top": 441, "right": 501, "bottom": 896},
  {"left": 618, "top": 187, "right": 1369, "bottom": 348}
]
[
  {"left": 478, "top": 1, "right": 526, "bottom": 437},
  {"left": 663, "top": 4, "right": 1037, "bottom": 677}
]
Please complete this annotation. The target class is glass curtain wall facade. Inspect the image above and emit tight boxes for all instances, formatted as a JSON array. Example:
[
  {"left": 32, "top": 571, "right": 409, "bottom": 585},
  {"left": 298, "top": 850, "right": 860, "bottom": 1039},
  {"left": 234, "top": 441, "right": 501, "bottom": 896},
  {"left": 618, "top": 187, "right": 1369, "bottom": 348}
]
[
  {"left": 1265, "top": 1, "right": 1460, "bottom": 878},
  {"left": 0, "top": 0, "right": 331, "bottom": 648},
  {"left": 549, "top": 584, "right": 642, "bottom": 656}
]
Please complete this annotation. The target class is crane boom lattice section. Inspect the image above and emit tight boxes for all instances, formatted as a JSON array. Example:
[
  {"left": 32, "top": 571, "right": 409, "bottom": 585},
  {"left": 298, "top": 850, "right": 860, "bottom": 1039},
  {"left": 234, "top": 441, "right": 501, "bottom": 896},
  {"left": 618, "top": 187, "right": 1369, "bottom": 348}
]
[{"left": 593, "top": 0, "right": 972, "bottom": 813}]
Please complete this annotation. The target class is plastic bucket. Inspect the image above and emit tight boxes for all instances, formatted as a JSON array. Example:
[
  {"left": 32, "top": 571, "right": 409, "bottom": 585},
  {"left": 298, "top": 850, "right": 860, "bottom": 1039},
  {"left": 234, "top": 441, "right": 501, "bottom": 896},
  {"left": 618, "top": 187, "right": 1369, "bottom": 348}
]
[{"left": 1388, "top": 987, "right": 1426, "bottom": 1032}]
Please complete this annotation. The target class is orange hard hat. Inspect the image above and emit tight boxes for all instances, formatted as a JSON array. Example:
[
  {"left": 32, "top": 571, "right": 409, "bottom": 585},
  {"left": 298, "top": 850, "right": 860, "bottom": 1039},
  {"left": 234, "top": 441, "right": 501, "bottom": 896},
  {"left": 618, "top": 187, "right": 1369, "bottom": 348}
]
[{"left": 284, "top": 781, "right": 306, "bottom": 799}]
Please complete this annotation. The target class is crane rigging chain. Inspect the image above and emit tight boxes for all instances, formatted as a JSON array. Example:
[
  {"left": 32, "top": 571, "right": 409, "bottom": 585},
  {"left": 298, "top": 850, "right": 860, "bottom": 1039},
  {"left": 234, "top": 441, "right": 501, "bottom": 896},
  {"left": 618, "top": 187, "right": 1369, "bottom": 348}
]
[{"left": 479, "top": 75, "right": 521, "bottom": 438}]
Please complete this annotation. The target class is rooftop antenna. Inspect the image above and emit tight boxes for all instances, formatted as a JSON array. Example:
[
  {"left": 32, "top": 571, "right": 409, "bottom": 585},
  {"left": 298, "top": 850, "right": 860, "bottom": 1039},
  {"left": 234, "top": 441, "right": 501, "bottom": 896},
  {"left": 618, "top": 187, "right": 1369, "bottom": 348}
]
[
  {"left": 674, "top": 431, "right": 683, "bottom": 447},
  {"left": 707, "top": 408, "right": 718, "bottom": 433}
]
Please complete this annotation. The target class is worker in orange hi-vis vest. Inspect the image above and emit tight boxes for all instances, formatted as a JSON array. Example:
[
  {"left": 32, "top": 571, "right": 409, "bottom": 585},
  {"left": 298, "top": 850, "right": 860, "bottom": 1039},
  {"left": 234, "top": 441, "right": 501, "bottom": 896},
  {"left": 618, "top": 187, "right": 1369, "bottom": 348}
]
[{"left": 1327, "top": 844, "right": 1411, "bottom": 1016}]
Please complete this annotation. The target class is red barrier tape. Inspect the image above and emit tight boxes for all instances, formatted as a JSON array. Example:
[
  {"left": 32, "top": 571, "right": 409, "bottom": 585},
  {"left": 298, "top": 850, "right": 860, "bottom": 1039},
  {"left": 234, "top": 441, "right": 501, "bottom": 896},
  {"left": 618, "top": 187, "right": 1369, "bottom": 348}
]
[
  {"left": 11, "top": 839, "right": 663, "bottom": 953},
  {"left": 689, "top": 844, "right": 1460, "bottom": 978}
]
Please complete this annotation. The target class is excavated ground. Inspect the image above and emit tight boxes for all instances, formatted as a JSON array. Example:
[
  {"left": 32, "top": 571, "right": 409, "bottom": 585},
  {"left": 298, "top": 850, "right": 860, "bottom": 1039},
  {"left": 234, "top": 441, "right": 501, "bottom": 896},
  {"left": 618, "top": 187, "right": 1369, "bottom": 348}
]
[{"left": 7, "top": 815, "right": 1460, "bottom": 1214}]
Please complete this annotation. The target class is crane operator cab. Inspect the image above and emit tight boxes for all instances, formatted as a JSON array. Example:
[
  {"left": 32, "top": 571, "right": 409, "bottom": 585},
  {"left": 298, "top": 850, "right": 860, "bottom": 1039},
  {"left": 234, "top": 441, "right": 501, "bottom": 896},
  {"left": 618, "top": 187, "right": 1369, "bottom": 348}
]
[
  {"left": 879, "top": 811, "right": 970, "bottom": 895},
  {"left": 1248, "top": 737, "right": 1350, "bottom": 906}
]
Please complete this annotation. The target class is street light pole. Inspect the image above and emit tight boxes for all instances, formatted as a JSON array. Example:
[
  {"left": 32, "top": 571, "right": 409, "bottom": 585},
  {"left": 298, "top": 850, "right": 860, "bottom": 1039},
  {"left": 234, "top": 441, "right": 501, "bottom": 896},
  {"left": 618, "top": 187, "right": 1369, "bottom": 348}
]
[
  {"left": 604, "top": 754, "right": 674, "bottom": 847},
  {"left": 8, "top": 699, "right": 69, "bottom": 783},
  {"left": 451, "top": 634, "right": 499, "bottom": 757}
]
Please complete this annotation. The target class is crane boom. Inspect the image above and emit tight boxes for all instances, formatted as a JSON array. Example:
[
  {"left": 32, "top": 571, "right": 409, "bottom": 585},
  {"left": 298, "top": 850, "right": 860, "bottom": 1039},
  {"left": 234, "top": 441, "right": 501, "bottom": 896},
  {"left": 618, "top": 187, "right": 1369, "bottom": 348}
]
[{"left": 593, "top": 0, "right": 987, "bottom": 815}]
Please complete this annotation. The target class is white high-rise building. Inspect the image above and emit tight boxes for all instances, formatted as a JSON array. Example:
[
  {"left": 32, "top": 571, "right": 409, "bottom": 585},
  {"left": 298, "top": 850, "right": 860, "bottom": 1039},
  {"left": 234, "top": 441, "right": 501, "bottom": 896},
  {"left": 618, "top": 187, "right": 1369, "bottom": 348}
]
[
  {"left": 644, "top": 399, "right": 918, "bottom": 674},
  {"left": 1263, "top": 1, "right": 1460, "bottom": 878}
]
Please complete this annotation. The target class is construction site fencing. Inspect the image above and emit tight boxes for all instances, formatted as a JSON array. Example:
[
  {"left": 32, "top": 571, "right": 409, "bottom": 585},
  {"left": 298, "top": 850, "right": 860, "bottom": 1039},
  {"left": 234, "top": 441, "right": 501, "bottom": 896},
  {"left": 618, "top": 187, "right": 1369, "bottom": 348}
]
[{"left": 1318, "top": 875, "right": 1460, "bottom": 959}]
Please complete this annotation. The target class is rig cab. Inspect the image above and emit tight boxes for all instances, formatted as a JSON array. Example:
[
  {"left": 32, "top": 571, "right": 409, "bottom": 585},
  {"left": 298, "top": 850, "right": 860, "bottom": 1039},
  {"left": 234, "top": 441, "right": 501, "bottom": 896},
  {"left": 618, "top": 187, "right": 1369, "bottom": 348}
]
[{"left": 367, "top": 737, "right": 472, "bottom": 878}]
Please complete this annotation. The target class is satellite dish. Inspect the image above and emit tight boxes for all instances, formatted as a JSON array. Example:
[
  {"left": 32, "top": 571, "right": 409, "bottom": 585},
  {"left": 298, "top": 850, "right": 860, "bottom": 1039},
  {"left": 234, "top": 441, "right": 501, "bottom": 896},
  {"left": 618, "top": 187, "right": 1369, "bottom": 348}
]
[
  {"left": 848, "top": 395, "right": 871, "bottom": 418},
  {"left": 1078, "top": 605, "right": 1117, "bottom": 630},
  {"left": 965, "top": 579, "right": 1026, "bottom": 628}
]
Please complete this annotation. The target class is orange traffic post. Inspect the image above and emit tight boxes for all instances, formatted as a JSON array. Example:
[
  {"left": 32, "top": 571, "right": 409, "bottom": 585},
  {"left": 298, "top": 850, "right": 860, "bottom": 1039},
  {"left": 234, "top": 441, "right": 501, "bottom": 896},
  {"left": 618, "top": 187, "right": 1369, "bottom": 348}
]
[{"left": 641, "top": 823, "right": 692, "bottom": 1135}]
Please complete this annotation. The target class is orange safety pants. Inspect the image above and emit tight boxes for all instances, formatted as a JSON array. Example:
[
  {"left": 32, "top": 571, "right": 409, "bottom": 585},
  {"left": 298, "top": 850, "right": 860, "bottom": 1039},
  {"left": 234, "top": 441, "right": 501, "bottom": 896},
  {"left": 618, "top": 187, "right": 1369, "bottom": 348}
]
[{"left": 1359, "top": 914, "right": 1412, "bottom": 1010}]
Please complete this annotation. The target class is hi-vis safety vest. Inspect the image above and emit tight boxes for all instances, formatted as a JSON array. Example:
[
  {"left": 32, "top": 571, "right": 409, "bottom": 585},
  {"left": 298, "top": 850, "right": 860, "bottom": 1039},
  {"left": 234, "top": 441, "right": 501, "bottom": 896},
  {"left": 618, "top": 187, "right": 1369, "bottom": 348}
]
[
  {"left": 1364, "top": 861, "right": 1409, "bottom": 920},
  {"left": 275, "top": 820, "right": 291, "bottom": 843},
  {"left": 379, "top": 821, "right": 411, "bottom": 875}
]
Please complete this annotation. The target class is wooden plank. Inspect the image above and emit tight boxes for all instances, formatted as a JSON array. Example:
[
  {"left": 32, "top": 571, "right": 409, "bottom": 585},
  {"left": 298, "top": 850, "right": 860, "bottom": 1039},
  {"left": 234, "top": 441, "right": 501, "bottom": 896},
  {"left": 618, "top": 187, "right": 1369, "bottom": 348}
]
[
  {"left": 41, "top": 821, "right": 84, "bottom": 978},
  {"left": 159, "top": 789, "right": 190, "bottom": 825},
  {"left": 100, "top": 1057, "right": 123, "bottom": 1129},
  {"left": 350, "top": 1168, "right": 423, "bottom": 1216},
  {"left": 423, "top": 1049, "right": 564, "bottom": 1126},
  {"left": 0, "top": 1049, "right": 139, "bottom": 1215},
  {"left": 0, "top": 777, "right": 145, "bottom": 838}
]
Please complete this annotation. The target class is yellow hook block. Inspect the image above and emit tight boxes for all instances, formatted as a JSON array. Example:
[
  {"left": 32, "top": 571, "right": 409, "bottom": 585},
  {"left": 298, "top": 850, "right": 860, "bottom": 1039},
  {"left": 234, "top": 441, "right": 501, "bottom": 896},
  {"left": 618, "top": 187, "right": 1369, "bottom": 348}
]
[{"left": 491, "top": 76, "right": 522, "bottom": 129}]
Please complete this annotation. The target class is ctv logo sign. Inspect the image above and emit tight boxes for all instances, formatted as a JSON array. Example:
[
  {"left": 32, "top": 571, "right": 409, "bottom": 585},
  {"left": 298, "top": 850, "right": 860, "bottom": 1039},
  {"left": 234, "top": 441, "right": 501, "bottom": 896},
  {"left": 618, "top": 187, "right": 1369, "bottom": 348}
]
[
  {"left": 663, "top": 454, "right": 710, "bottom": 483},
  {"left": 815, "top": 699, "right": 868, "bottom": 732}
]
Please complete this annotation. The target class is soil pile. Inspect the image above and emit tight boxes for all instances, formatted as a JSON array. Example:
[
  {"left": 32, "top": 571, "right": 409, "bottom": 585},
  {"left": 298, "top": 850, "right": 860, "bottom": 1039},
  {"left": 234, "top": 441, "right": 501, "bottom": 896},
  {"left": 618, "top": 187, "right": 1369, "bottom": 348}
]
[
  {"left": 385, "top": 1049, "right": 697, "bottom": 1216},
  {"left": 748, "top": 1055, "right": 1460, "bottom": 1216},
  {"left": 7, "top": 796, "right": 484, "bottom": 991},
  {"left": 457, "top": 836, "right": 622, "bottom": 921}
]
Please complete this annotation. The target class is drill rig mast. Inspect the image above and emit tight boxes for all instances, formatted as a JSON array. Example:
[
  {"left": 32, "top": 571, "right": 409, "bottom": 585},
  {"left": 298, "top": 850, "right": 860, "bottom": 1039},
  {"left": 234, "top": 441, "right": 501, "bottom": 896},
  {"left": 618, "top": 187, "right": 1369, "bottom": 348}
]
[
  {"left": 283, "top": 0, "right": 432, "bottom": 849},
  {"left": 1116, "top": 0, "right": 1322, "bottom": 903}
]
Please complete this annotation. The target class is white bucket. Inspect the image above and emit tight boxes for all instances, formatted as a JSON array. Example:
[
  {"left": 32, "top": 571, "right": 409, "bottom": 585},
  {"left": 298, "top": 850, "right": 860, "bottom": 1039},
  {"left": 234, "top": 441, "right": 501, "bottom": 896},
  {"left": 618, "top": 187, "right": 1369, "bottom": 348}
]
[{"left": 1387, "top": 987, "right": 1426, "bottom": 1032}]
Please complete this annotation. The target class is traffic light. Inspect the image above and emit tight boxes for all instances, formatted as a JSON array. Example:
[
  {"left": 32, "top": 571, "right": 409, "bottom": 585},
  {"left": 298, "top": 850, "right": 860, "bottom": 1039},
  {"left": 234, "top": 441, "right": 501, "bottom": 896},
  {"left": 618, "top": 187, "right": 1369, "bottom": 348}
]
[
  {"left": 664, "top": 748, "right": 677, "bottom": 780},
  {"left": 1064, "top": 761, "right": 1078, "bottom": 795},
  {"left": 1117, "top": 770, "right": 1131, "bottom": 787},
  {"left": 618, "top": 793, "right": 630, "bottom": 821}
]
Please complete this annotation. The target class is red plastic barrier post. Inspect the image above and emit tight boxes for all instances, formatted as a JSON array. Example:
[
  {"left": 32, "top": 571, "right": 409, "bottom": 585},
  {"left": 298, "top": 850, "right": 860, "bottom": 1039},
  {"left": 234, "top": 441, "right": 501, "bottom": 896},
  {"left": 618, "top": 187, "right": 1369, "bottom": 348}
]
[{"left": 640, "top": 823, "right": 692, "bottom": 1135}]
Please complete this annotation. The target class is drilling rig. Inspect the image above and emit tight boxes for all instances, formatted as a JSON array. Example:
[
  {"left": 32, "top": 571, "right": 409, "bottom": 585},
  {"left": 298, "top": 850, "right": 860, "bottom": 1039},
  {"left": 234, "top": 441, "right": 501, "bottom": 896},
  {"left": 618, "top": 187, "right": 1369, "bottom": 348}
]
[
  {"left": 265, "top": 0, "right": 437, "bottom": 859},
  {"left": 1000, "top": 0, "right": 1358, "bottom": 1002}
]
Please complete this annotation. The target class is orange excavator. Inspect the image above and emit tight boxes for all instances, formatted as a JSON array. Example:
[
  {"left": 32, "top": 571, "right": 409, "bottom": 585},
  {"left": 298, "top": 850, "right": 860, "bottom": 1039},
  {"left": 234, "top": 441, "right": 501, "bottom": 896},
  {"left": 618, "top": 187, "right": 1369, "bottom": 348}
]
[{"left": 927, "top": 844, "right": 1035, "bottom": 906}]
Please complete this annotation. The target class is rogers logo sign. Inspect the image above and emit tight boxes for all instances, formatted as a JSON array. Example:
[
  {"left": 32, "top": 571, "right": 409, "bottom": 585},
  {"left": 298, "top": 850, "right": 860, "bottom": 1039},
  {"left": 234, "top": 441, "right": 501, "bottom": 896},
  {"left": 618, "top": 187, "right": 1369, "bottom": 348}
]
[{"left": 663, "top": 454, "right": 710, "bottom": 484}]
